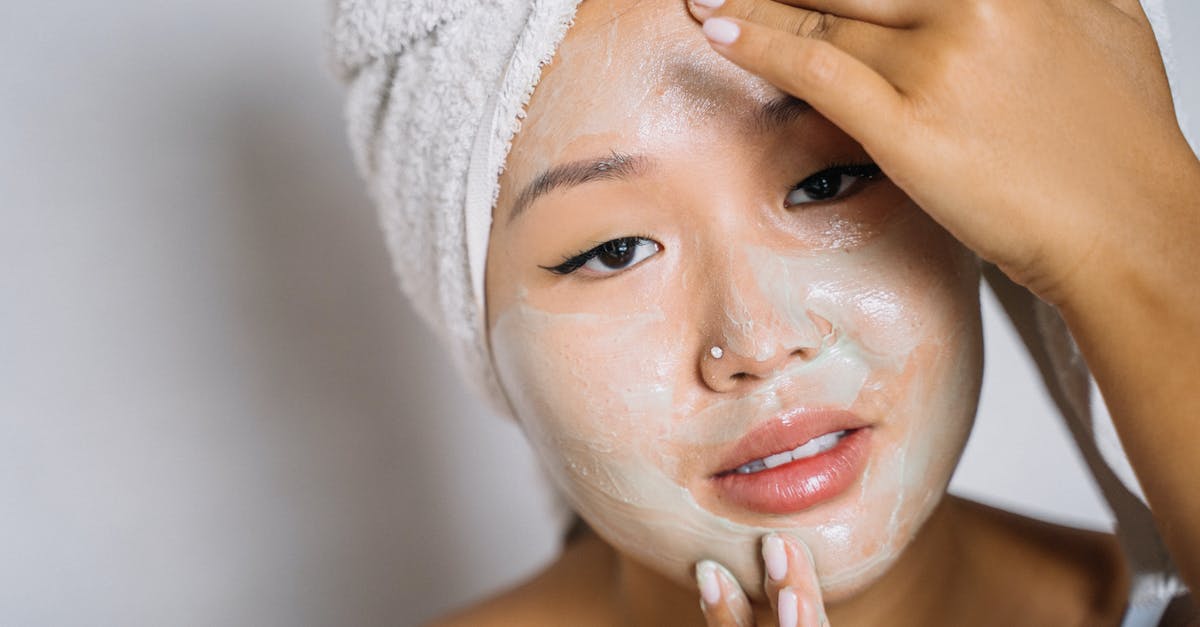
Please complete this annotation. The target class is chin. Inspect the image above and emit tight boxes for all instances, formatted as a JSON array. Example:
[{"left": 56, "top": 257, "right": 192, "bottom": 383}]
[{"left": 813, "top": 502, "right": 937, "bottom": 603}]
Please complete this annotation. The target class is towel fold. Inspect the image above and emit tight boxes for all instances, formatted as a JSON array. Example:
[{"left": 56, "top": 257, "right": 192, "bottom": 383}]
[{"left": 331, "top": 0, "right": 583, "bottom": 418}]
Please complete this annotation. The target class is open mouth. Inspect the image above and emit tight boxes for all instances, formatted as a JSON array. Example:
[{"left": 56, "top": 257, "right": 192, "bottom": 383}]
[
  {"left": 708, "top": 411, "right": 872, "bottom": 515},
  {"left": 718, "top": 429, "right": 854, "bottom": 477}
]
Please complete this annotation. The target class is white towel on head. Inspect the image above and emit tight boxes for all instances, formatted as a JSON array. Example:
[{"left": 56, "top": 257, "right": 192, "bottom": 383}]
[
  {"left": 329, "top": 0, "right": 1191, "bottom": 613},
  {"left": 330, "top": 0, "right": 585, "bottom": 418}
]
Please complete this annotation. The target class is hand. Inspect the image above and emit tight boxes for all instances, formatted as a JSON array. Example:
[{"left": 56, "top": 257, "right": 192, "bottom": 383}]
[
  {"left": 687, "top": 0, "right": 1200, "bottom": 304},
  {"left": 696, "top": 534, "right": 828, "bottom": 626}
]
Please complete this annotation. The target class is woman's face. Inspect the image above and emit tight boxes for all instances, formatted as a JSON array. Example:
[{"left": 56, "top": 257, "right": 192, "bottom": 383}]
[{"left": 485, "top": 0, "right": 983, "bottom": 601}]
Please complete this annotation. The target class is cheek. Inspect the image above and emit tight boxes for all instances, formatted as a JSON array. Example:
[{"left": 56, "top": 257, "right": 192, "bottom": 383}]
[
  {"left": 748, "top": 208, "right": 978, "bottom": 361},
  {"left": 490, "top": 301, "right": 743, "bottom": 585},
  {"left": 489, "top": 303, "right": 683, "bottom": 492},
  {"left": 827, "top": 223, "right": 982, "bottom": 590}
]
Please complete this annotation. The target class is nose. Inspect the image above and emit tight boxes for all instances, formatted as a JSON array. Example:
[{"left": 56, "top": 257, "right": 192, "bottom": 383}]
[{"left": 699, "top": 309, "right": 834, "bottom": 394}]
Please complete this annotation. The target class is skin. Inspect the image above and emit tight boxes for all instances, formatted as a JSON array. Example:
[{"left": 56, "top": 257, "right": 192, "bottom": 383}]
[
  {"left": 683, "top": 0, "right": 1200, "bottom": 623},
  {"left": 436, "top": 0, "right": 1200, "bottom": 625},
  {"left": 489, "top": 0, "right": 983, "bottom": 607}
]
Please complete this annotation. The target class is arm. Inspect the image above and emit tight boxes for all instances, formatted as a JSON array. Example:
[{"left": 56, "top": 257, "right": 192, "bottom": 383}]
[
  {"left": 686, "top": 0, "right": 1200, "bottom": 592},
  {"left": 1058, "top": 162, "right": 1200, "bottom": 588}
]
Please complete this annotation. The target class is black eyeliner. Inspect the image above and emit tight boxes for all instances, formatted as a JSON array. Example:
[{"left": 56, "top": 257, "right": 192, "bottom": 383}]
[
  {"left": 794, "top": 161, "right": 884, "bottom": 189},
  {"left": 540, "top": 235, "right": 654, "bottom": 276},
  {"left": 539, "top": 244, "right": 599, "bottom": 275}
]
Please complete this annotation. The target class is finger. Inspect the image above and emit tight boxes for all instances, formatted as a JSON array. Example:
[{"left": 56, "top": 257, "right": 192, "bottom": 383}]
[
  {"left": 696, "top": 560, "right": 755, "bottom": 627},
  {"left": 687, "top": 0, "right": 903, "bottom": 65},
  {"left": 689, "top": 0, "right": 844, "bottom": 37},
  {"left": 701, "top": 16, "right": 909, "bottom": 164},
  {"left": 769, "top": 0, "right": 925, "bottom": 27},
  {"left": 687, "top": 0, "right": 919, "bottom": 27},
  {"left": 762, "top": 534, "right": 828, "bottom": 627}
]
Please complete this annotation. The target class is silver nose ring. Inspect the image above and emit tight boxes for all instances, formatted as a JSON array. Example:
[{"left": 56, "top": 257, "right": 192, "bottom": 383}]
[{"left": 709, "top": 346, "right": 724, "bottom": 359}]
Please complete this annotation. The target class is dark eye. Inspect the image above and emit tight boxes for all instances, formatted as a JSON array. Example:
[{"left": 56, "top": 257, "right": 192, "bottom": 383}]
[
  {"left": 785, "top": 163, "right": 883, "bottom": 208},
  {"left": 541, "top": 237, "right": 661, "bottom": 276}
]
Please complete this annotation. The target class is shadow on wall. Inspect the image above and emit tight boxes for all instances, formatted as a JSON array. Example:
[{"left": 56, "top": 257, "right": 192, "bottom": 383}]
[{"left": 212, "top": 65, "right": 558, "bottom": 624}]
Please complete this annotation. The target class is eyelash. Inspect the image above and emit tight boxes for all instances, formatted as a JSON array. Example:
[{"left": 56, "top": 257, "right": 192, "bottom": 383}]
[
  {"left": 541, "top": 161, "right": 884, "bottom": 276},
  {"left": 540, "top": 233, "right": 658, "bottom": 275},
  {"left": 786, "top": 160, "right": 884, "bottom": 207},
  {"left": 813, "top": 160, "right": 881, "bottom": 177}
]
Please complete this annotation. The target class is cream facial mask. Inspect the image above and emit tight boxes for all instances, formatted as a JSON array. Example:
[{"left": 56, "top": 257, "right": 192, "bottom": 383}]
[
  {"left": 485, "top": 0, "right": 984, "bottom": 603},
  {"left": 489, "top": 203, "right": 982, "bottom": 600}
]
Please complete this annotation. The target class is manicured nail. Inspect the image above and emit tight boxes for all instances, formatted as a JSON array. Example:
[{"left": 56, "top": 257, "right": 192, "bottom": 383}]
[
  {"left": 692, "top": 0, "right": 725, "bottom": 7},
  {"left": 696, "top": 560, "right": 722, "bottom": 606},
  {"left": 702, "top": 17, "right": 740, "bottom": 45},
  {"left": 779, "top": 587, "right": 799, "bottom": 627},
  {"left": 763, "top": 534, "right": 788, "bottom": 582}
]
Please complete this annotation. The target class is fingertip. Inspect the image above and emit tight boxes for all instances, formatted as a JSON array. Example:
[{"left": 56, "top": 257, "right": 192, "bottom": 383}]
[
  {"left": 702, "top": 17, "right": 740, "bottom": 46},
  {"left": 778, "top": 587, "right": 799, "bottom": 627},
  {"left": 762, "top": 532, "right": 788, "bottom": 582},
  {"left": 688, "top": 0, "right": 725, "bottom": 21},
  {"left": 696, "top": 560, "right": 722, "bottom": 607},
  {"left": 696, "top": 560, "right": 754, "bottom": 626}
]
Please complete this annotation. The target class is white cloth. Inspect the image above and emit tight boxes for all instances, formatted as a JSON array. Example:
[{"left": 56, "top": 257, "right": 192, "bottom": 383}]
[
  {"left": 329, "top": 0, "right": 1191, "bottom": 611},
  {"left": 330, "top": 0, "right": 583, "bottom": 418}
]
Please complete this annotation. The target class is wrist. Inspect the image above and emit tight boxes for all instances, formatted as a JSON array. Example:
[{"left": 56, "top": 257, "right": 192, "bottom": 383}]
[{"left": 1056, "top": 153, "right": 1200, "bottom": 328}]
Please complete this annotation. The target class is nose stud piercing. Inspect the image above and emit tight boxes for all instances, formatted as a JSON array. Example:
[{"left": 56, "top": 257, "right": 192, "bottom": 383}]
[{"left": 709, "top": 346, "right": 724, "bottom": 359}]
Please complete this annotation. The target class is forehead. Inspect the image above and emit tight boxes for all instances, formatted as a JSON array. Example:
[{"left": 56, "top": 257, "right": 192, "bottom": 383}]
[{"left": 498, "top": 0, "right": 781, "bottom": 213}]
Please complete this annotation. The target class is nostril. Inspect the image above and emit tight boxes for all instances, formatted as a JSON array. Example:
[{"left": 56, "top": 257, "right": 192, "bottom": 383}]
[{"left": 791, "top": 346, "right": 817, "bottom": 361}]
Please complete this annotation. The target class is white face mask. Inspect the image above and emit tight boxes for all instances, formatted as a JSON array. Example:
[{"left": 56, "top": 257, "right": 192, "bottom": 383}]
[
  {"left": 485, "top": 0, "right": 984, "bottom": 601},
  {"left": 491, "top": 204, "right": 983, "bottom": 599}
]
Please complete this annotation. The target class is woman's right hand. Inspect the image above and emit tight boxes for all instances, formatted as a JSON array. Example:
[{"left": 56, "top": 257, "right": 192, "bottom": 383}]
[{"left": 696, "top": 534, "right": 829, "bottom": 626}]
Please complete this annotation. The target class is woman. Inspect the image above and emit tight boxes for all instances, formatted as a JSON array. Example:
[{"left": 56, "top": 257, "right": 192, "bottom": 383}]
[{"left": 332, "top": 0, "right": 1200, "bottom": 624}]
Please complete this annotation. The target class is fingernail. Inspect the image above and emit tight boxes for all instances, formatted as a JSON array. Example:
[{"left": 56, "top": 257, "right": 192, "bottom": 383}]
[
  {"left": 692, "top": 0, "right": 725, "bottom": 7},
  {"left": 762, "top": 534, "right": 788, "bottom": 582},
  {"left": 702, "top": 17, "right": 739, "bottom": 45},
  {"left": 696, "top": 560, "right": 722, "bottom": 606},
  {"left": 779, "top": 587, "right": 799, "bottom": 627}
]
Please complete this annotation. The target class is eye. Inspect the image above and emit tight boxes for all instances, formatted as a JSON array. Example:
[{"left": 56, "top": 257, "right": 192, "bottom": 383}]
[
  {"left": 540, "top": 236, "right": 661, "bottom": 276},
  {"left": 785, "top": 162, "right": 883, "bottom": 208}
]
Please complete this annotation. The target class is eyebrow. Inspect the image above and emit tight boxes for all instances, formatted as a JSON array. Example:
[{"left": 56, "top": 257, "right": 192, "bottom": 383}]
[
  {"left": 507, "top": 151, "right": 655, "bottom": 224},
  {"left": 754, "top": 94, "right": 813, "bottom": 133},
  {"left": 506, "top": 94, "right": 813, "bottom": 225}
]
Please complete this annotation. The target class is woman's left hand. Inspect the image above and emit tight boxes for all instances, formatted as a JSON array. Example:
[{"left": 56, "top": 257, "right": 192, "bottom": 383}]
[{"left": 686, "top": 0, "right": 1200, "bottom": 305}]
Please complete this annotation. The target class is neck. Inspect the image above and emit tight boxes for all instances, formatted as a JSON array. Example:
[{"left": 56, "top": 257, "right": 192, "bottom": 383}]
[{"left": 613, "top": 497, "right": 973, "bottom": 626}]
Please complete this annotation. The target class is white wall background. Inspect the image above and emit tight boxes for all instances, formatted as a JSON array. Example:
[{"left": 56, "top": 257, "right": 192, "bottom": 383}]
[{"left": 0, "top": 2, "right": 1195, "bottom": 626}]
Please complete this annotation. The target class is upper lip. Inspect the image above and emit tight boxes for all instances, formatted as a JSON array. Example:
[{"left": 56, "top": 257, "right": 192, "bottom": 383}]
[{"left": 711, "top": 408, "right": 872, "bottom": 477}]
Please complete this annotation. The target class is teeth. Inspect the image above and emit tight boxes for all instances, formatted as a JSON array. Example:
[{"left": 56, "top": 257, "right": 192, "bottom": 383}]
[
  {"left": 732, "top": 430, "right": 848, "bottom": 476},
  {"left": 735, "top": 459, "right": 767, "bottom": 474},
  {"left": 763, "top": 451, "right": 793, "bottom": 469}
]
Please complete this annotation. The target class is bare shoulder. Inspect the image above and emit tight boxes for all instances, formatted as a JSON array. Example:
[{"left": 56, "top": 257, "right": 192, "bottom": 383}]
[
  {"left": 950, "top": 495, "right": 1130, "bottom": 623},
  {"left": 427, "top": 528, "right": 619, "bottom": 627}
]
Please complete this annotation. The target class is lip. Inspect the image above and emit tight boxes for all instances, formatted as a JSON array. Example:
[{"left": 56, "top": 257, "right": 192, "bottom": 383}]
[{"left": 709, "top": 409, "right": 872, "bottom": 515}]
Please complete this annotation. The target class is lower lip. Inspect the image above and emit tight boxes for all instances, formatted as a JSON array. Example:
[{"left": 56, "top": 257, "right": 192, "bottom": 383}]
[{"left": 710, "top": 428, "right": 871, "bottom": 515}]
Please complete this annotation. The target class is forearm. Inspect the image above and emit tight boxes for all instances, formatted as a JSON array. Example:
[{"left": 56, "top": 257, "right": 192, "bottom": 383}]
[{"left": 1059, "top": 161, "right": 1200, "bottom": 592}]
